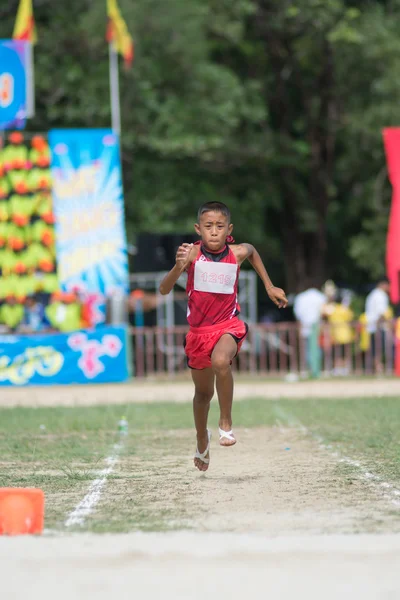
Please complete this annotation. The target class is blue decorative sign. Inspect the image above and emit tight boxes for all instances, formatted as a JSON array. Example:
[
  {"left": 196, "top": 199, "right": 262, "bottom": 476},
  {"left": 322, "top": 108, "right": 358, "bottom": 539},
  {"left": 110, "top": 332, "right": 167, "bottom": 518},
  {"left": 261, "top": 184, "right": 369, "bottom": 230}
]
[
  {"left": 0, "top": 325, "right": 130, "bottom": 386},
  {"left": 48, "top": 129, "right": 129, "bottom": 295},
  {"left": 0, "top": 40, "right": 27, "bottom": 130}
]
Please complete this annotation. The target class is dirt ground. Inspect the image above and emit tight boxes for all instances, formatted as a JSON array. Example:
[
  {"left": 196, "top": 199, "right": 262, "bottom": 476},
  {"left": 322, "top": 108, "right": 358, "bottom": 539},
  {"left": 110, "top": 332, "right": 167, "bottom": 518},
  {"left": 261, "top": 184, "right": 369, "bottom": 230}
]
[
  {"left": 183, "top": 427, "right": 400, "bottom": 535},
  {"left": 2, "top": 426, "right": 399, "bottom": 600},
  {"left": 1, "top": 531, "right": 400, "bottom": 600},
  {"left": 2, "top": 379, "right": 400, "bottom": 599},
  {"left": 97, "top": 426, "right": 400, "bottom": 536},
  {"left": 1, "top": 376, "right": 399, "bottom": 407}
]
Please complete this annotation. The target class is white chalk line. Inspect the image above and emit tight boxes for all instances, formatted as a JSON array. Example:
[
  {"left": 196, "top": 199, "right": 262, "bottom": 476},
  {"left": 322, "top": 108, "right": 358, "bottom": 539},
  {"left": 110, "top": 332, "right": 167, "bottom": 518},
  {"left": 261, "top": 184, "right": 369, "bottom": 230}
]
[
  {"left": 64, "top": 439, "right": 125, "bottom": 528},
  {"left": 274, "top": 405, "right": 400, "bottom": 508}
]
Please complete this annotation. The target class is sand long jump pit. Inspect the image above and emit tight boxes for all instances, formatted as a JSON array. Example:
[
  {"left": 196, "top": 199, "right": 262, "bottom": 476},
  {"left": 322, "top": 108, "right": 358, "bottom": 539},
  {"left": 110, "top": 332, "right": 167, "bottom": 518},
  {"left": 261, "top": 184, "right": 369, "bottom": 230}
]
[{"left": 1, "top": 377, "right": 400, "bottom": 599}]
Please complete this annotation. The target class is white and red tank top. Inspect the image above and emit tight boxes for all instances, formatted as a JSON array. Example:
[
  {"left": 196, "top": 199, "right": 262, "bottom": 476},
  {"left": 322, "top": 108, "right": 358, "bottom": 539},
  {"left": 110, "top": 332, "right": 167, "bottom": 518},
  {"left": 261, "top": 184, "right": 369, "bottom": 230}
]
[{"left": 186, "top": 242, "right": 240, "bottom": 328}]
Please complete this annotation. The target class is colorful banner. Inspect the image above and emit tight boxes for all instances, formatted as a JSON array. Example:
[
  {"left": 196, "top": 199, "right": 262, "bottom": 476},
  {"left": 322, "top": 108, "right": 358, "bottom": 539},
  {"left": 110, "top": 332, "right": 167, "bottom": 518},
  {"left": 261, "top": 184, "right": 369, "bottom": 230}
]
[
  {"left": 0, "top": 325, "right": 129, "bottom": 386},
  {"left": 383, "top": 128, "right": 400, "bottom": 304},
  {"left": 0, "top": 132, "right": 57, "bottom": 301},
  {"left": 0, "top": 40, "right": 28, "bottom": 130},
  {"left": 49, "top": 129, "right": 129, "bottom": 295}
]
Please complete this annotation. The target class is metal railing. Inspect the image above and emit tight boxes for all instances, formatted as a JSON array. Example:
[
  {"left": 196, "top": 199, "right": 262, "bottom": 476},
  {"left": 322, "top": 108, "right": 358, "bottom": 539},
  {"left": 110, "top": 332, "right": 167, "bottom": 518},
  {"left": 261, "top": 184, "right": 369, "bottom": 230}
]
[{"left": 129, "top": 320, "right": 398, "bottom": 378}]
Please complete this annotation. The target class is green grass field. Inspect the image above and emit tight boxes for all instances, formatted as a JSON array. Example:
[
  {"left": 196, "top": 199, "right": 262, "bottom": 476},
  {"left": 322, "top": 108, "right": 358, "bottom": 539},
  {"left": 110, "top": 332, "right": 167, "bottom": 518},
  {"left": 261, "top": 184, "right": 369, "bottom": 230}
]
[{"left": 0, "top": 396, "right": 399, "bottom": 532}]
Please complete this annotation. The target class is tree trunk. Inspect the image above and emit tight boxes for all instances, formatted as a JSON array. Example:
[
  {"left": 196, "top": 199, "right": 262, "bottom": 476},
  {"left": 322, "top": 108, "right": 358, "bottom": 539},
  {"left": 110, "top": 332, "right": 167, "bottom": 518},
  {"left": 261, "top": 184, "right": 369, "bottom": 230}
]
[
  {"left": 279, "top": 181, "right": 327, "bottom": 293},
  {"left": 261, "top": 25, "right": 336, "bottom": 293}
]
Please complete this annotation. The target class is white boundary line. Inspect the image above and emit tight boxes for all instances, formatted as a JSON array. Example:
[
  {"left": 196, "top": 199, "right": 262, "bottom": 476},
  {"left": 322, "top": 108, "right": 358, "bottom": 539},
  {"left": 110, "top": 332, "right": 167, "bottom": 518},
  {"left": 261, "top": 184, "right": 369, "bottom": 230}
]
[
  {"left": 274, "top": 405, "right": 400, "bottom": 508},
  {"left": 64, "top": 440, "right": 124, "bottom": 528}
]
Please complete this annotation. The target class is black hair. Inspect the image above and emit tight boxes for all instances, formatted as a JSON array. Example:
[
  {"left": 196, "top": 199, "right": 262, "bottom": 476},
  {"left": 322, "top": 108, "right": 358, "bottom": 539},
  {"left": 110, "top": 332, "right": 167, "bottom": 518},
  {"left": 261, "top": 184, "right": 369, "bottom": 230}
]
[
  {"left": 197, "top": 201, "right": 231, "bottom": 222},
  {"left": 377, "top": 276, "right": 390, "bottom": 285}
]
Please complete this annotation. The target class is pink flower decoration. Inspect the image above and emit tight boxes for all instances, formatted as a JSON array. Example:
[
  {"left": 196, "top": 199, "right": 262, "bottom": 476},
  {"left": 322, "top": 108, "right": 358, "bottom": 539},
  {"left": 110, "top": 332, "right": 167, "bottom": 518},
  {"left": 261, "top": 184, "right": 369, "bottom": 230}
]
[
  {"left": 68, "top": 332, "right": 123, "bottom": 379},
  {"left": 77, "top": 341, "right": 104, "bottom": 378},
  {"left": 102, "top": 335, "right": 122, "bottom": 357},
  {"left": 68, "top": 333, "right": 87, "bottom": 350}
]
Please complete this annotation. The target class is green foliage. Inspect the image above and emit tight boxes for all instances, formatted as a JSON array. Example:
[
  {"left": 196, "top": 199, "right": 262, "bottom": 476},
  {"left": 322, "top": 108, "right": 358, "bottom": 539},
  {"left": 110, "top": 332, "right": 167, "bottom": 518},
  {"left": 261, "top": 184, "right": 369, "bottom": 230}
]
[
  {"left": 349, "top": 214, "right": 389, "bottom": 280},
  {"left": 1, "top": 0, "right": 399, "bottom": 291}
]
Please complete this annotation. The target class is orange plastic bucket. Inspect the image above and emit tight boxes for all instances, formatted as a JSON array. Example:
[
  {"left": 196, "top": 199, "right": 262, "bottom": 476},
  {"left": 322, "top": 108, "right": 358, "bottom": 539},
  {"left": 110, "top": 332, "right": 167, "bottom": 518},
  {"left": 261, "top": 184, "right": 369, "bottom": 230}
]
[{"left": 0, "top": 488, "right": 45, "bottom": 536}]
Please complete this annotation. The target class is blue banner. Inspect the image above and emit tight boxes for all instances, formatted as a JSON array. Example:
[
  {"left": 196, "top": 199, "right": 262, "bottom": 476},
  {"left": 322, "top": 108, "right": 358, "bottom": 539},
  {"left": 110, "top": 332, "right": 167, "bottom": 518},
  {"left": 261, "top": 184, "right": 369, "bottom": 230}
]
[
  {"left": 0, "top": 325, "right": 129, "bottom": 386},
  {"left": 48, "top": 129, "right": 129, "bottom": 295},
  {"left": 0, "top": 40, "right": 27, "bottom": 130}
]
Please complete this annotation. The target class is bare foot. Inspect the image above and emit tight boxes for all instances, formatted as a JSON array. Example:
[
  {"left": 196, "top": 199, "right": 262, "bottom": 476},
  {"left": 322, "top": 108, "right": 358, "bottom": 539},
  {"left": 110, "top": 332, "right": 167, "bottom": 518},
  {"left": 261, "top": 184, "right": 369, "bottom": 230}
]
[
  {"left": 219, "top": 424, "right": 236, "bottom": 447},
  {"left": 194, "top": 431, "right": 210, "bottom": 471}
]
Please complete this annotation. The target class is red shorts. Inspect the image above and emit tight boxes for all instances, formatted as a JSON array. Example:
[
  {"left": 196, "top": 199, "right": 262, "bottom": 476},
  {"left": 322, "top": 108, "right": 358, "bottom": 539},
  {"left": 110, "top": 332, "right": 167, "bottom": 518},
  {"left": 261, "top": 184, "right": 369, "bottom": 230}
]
[{"left": 184, "top": 317, "right": 248, "bottom": 370}]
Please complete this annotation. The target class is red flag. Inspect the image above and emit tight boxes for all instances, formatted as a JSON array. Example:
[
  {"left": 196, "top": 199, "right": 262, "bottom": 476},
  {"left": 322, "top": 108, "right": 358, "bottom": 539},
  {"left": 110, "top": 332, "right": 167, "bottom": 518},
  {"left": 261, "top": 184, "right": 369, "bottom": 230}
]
[{"left": 383, "top": 128, "right": 400, "bottom": 303}]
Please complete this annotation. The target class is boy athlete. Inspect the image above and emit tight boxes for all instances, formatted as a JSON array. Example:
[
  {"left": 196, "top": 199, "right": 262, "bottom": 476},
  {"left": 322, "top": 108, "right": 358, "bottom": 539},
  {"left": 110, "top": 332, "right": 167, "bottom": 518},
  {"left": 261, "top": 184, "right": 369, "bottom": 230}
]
[{"left": 159, "top": 202, "right": 288, "bottom": 471}]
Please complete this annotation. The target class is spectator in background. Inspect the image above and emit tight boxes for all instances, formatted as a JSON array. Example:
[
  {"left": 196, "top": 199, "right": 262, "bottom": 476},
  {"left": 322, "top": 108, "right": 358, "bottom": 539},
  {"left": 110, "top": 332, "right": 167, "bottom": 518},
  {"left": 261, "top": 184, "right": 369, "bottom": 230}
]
[
  {"left": 321, "top": 282, "right": 354, "bottom": 376},
  {"left": 20, "top": 295, "right": 50, "bottom": 333},
  {"left": 293, "top": 285, "right": 326, "bottom": 375},
  {"left": 0, "top": 294, "right": 24, "bottom": 332},
  {"left": 69, "top": 284, "right": 106, "bottom": 329},
  {"left": 46, "top": 291, "right": 81, "bottom": 332},
  {"left": 365, "top": 277, "right": 392, "bottom": 374}
]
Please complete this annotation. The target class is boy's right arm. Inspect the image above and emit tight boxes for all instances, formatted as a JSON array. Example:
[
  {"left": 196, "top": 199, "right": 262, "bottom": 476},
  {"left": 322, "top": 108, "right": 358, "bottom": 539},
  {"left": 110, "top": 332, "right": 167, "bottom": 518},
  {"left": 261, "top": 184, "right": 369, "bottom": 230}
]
[{"left": 159, "top": 243, "right": 194, "bottom": 295}]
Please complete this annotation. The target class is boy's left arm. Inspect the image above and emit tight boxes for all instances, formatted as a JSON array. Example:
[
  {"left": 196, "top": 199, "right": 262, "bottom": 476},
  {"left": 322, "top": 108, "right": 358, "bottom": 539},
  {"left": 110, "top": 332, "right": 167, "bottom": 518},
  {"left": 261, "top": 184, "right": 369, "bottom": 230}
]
[{"left": 234, "top": 244, "right": 288, "bottom": 309}]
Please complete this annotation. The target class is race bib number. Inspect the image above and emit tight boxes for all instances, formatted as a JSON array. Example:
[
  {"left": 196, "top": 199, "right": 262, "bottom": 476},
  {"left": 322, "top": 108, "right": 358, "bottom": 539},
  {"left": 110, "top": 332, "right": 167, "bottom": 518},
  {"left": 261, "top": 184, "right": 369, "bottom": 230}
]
[{"left": 194, "top": 261, "right": 237, "bottom": 294}]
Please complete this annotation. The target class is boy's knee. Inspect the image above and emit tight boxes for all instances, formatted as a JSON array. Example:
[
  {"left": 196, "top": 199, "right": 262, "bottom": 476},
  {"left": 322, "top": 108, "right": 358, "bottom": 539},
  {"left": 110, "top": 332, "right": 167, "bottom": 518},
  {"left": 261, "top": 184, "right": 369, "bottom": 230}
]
[
  {"left": 211, "top": 354, "right": 231, "bottom": 374},
  {"left": 194, "top": 390, "right": 213, "bottom": 405}
]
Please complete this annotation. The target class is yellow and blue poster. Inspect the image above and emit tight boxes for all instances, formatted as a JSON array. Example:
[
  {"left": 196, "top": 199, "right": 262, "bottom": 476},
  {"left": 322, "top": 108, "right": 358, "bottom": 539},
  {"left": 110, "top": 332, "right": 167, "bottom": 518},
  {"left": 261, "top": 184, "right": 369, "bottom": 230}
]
[
  {"left": 49, "top": 129, "right": 128, "bottom": 295},
  {"left": 0, "top": 40, "right": 28, "bottom": 130}
]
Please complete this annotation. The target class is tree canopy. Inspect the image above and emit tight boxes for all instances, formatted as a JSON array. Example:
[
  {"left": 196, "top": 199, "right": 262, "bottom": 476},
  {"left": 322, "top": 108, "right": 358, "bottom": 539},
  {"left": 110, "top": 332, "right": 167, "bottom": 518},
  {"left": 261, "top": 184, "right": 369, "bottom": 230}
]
[{"left": 1, "top": 0, "right": 399, "bottom": 292}]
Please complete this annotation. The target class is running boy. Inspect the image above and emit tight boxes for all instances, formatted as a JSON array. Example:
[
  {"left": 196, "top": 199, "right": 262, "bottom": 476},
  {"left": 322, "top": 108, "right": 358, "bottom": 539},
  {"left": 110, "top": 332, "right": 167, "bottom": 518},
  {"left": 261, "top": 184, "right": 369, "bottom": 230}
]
[{"left": 159, "top": 202, "right": 288, "bottom": 471}]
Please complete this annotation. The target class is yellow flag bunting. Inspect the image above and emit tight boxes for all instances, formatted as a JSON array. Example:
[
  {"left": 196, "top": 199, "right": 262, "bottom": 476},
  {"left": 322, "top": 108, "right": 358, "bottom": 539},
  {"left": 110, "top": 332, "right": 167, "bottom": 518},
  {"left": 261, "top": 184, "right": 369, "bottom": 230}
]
[
  {"left": 106, "top": 0, "right": 134, "bottom": 68},
  {"left": 12, "top": 0, "right": 37, "bottom": 44}
]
